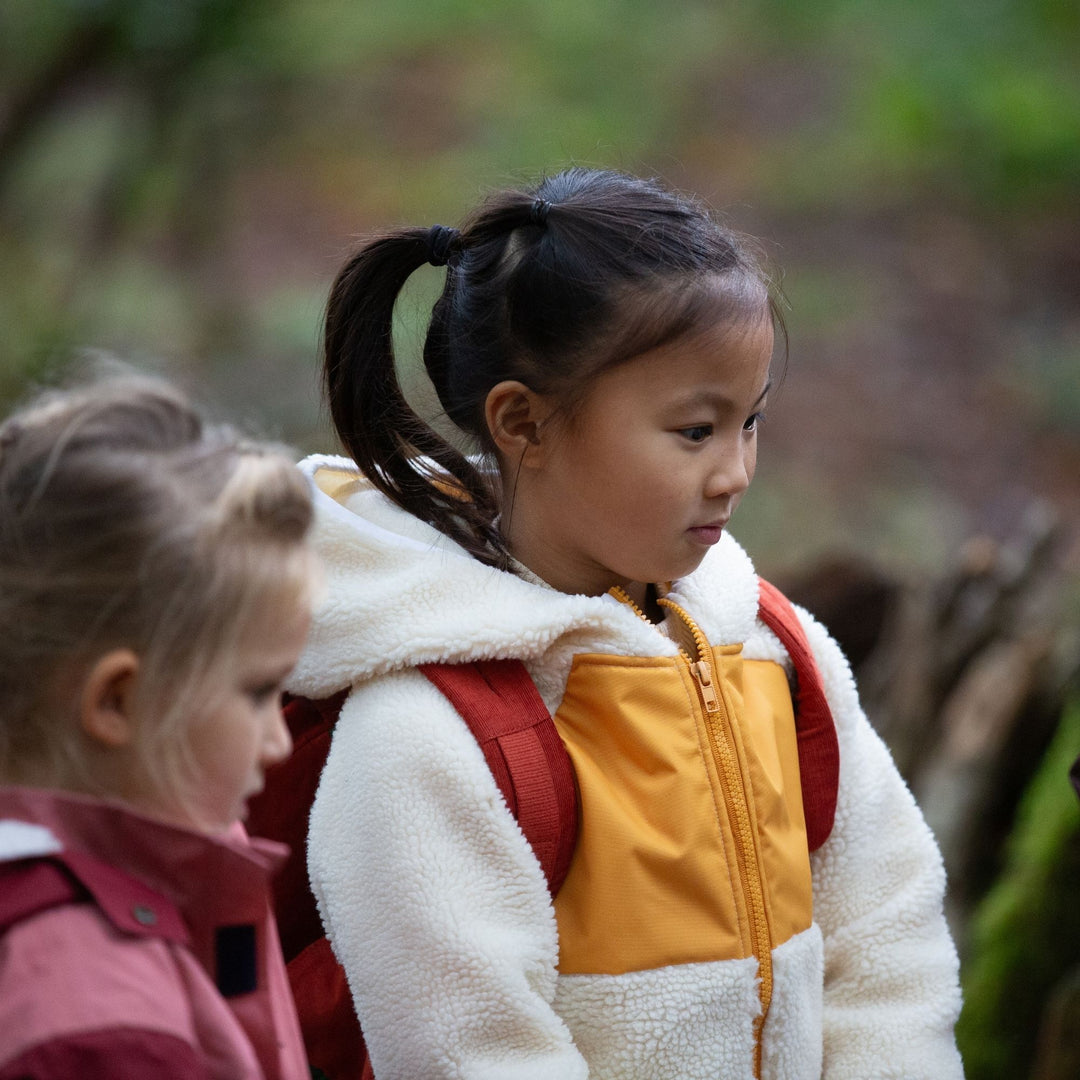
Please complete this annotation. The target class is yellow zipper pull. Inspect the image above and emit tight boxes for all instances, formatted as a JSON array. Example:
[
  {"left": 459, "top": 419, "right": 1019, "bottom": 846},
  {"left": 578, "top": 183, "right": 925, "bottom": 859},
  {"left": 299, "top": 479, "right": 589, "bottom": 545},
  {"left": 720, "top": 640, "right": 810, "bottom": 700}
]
[{"left": 691, "top": 659, "right": 720, "bottom": 712}]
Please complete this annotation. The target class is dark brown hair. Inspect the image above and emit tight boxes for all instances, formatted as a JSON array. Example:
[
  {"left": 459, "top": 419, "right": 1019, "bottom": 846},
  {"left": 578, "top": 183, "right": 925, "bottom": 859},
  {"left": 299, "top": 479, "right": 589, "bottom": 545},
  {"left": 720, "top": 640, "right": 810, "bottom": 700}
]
[{"left": 324, "top": 168, "right": 782, "bottom": 569}]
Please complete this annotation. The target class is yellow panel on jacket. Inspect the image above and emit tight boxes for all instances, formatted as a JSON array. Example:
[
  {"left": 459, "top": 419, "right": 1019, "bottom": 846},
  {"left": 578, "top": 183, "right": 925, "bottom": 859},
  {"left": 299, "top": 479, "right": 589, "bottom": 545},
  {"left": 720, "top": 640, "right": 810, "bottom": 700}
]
[{"left": 552, "top": 648, "right": 811, "bottom": 977}]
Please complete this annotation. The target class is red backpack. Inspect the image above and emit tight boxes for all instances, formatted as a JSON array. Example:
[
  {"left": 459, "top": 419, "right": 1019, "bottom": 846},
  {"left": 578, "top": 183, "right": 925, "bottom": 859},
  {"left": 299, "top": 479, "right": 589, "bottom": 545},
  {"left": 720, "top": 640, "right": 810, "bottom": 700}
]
[{"left": 247, "top": 578, "right": 839, "bottom": 1080}]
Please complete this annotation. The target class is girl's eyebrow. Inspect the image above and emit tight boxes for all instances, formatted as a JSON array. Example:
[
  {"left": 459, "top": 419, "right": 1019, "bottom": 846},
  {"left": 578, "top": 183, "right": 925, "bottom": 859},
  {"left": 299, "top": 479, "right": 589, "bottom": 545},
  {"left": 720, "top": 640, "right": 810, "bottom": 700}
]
[
  {"left": 670, "top": 378, "right": 773, "bottom": 413},
  {"left": 248, "top": 661, "right": 296, "bottom": 687}
]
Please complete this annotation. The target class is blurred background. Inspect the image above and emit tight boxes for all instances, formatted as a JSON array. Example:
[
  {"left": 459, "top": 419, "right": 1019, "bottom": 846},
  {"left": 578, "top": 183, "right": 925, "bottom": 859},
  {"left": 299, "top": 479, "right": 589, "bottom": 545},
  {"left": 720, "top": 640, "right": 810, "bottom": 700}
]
[{"left": 2, "top": 0, "right": 1078, "bottom": 1073}]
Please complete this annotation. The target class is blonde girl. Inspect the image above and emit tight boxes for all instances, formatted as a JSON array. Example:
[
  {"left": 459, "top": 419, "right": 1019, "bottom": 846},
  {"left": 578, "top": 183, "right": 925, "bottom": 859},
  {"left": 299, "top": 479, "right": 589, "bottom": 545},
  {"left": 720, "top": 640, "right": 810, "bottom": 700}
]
[
  {"left": 0, "top": 371, "right": 317, "bottom": 1080},
  {"left": 291, "top": 168, "right": 965, "bottom": 1079}
]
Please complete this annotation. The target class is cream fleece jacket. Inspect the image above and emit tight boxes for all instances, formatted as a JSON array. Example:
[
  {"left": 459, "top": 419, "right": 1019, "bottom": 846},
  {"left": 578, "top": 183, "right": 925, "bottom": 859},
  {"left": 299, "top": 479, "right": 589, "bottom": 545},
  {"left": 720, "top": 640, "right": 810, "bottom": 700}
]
[{"left": 291, "top": 456, "right": 965, "bottom": 1080}]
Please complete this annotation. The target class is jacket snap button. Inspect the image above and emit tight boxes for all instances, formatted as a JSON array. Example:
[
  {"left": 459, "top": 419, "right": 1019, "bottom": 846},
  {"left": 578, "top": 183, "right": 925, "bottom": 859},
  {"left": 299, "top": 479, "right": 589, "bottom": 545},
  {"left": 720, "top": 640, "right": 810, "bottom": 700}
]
[{"left": 132, "top": 904, "right": 157, "bottom": 926}]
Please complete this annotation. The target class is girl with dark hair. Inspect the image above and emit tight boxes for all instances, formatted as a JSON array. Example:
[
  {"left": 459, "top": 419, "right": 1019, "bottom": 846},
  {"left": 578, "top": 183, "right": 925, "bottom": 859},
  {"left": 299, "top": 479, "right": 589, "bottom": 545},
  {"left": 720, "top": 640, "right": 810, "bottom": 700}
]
[{"left": 290, "top": 169, "right": 964, "bottom": 1078}]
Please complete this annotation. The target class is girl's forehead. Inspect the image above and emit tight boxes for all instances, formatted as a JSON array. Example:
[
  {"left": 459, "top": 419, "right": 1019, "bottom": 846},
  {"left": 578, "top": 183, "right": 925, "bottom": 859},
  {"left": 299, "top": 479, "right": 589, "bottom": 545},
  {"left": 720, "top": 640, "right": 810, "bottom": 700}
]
[
  {"left": 554, "top": 340, "right": 768, "bottom": 441},
  {"left": 605, "top": 315, "right": 774, "bottom": 400}
]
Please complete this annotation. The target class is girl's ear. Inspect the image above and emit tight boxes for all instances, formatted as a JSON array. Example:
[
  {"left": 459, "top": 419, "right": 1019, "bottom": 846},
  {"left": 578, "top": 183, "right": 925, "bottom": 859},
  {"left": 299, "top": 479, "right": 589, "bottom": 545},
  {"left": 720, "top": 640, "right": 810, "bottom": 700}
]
[
  {"left": 79, "top": 649, "right": 141, "bottom": 748},
  {"left": 484, "top": 381, "right": 552, "bottom": 463}
]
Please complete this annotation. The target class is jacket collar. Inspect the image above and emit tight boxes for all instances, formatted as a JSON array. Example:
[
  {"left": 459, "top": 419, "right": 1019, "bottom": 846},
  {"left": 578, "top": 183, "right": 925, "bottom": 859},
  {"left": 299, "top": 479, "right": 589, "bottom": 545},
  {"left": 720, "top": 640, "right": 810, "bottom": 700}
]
[
  {"left": 0, "top": 787, "right": 287, "bottom": 946},
  {"left": 290, "top": 455, "right": 762, "bottom": 698}
]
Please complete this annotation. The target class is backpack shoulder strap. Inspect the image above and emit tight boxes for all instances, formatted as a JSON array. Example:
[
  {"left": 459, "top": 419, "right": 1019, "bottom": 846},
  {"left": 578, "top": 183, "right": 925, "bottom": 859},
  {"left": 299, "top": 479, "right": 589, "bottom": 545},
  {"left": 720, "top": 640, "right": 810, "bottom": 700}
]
[
  {"left": 756, "top": 576, "right": 840, "bottom": 851},
  {"left": 419, "top": 659, "right": 579, "bottom": 896}
]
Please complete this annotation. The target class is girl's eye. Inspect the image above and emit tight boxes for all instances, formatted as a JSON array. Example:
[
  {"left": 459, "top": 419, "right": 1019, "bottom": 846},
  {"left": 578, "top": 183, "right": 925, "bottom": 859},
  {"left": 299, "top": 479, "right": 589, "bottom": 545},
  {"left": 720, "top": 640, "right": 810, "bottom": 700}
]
[
  {"left": 679, "top": 425, "right": 712, "bottom": 443},
  {"left": 248, "top": 684, "right": 282, "bottom": 707},
  {"left": 743, "top": 411, "right": 766, "bottom": 433}
]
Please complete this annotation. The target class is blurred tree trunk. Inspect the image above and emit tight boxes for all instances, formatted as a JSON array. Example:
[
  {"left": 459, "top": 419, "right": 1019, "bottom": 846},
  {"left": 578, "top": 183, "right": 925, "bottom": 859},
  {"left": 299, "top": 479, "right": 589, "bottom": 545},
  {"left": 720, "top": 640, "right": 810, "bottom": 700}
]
[
  {"left": 1032, "top": 966, "right": 1080, "bottom": 1080},
  {"left": 0, "top": 22, "right": 113, "bottom": 186},
  {"left": 782, "top": 502, "right": 1078, "bottom": 918},
  {"left": 779, "top": 503, "right": 1080, "bottom": 1080}
]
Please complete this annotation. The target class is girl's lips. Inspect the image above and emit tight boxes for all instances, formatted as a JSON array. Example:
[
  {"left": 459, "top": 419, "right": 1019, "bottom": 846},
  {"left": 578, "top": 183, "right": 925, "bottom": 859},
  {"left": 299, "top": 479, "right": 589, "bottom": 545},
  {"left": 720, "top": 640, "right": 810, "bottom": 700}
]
[{"left": 687, "top": 523, "right": 726, "bottom": 545}]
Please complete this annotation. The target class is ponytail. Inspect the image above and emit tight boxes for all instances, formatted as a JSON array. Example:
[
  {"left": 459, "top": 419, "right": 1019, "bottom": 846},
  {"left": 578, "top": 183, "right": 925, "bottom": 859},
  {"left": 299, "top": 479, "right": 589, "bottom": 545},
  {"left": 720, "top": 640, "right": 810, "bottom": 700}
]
[
  {"left": 324, "top": 169, "right": 781, "bottom": 570},
  {"left": 323, "top": 229, "right": 509, "bottom": 568}
]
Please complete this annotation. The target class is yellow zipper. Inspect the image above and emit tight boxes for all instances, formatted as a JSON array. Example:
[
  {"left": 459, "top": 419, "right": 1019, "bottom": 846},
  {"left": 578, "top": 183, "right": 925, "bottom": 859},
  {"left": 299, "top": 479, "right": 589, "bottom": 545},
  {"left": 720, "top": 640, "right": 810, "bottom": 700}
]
[{"left": 610, "top": 586, "right": 773, "bottom": 1077}]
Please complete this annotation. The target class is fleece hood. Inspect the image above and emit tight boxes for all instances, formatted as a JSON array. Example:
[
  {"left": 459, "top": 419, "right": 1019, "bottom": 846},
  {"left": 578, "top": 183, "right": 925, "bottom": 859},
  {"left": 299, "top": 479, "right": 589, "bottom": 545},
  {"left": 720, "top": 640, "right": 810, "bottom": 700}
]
[{"left": 288, "top": 455, "right": 765, "bottom": 700}]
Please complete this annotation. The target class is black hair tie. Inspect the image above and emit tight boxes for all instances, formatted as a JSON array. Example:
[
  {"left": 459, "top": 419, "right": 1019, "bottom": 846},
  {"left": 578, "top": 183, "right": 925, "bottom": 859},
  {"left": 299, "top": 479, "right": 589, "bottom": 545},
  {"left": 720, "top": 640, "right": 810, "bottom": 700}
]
[
  {"left": 425, "top": 224, "right": 458, "bottom": 268},
  {"left": 529, "top": 198, "right": 551, "bottom": 227}
]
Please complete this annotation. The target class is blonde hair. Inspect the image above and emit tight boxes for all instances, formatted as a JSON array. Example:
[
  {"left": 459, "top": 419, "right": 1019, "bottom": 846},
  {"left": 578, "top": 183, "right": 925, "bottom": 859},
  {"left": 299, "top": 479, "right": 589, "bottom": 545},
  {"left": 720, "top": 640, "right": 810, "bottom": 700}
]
[{"left": 0, "top": 369, "right": 315, "bottom": 813}]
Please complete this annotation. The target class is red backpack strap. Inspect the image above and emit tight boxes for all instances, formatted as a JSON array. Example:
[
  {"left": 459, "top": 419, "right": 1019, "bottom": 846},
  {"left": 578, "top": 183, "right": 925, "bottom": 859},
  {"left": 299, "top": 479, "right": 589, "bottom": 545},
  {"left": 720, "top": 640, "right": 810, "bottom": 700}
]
[
  {"left": 419, "top": 659, "right": 579, "bottom": 896},
  {"left": 757, "top": 577, "right": 840, "bottom": 852}
]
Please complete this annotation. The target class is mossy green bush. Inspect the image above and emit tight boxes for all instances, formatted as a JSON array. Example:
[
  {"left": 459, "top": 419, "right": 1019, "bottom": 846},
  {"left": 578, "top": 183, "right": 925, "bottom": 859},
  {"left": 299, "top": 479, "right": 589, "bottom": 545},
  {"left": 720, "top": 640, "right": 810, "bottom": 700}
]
[{"left": 957, "top": 697, "right": 1080, "bottom": 1079}]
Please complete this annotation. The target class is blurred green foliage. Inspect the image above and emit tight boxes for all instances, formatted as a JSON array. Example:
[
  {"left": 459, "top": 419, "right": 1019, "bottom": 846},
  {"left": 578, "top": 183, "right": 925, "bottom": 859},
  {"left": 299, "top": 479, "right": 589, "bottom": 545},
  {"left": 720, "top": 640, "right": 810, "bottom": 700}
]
[
  {"left": 784, "top": 0, "right": 1080, "bottom": 208},
  {"left": 3, "top": 0, "right": 1078, "bottom": 408},
  {"left": 956, "top": 698, "right": 1080, "bottom": 1079}
]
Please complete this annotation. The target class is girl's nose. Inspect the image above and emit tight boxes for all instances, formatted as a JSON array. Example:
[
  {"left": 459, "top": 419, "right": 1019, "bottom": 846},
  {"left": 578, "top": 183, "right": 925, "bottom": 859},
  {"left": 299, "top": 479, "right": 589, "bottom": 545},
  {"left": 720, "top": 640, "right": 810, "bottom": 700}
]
[
  {"left": 704, "top": 438, "right": 752, "bottom": 500},
  {"left": 263, "top": 702, "right": 293, "bottom": 767}
]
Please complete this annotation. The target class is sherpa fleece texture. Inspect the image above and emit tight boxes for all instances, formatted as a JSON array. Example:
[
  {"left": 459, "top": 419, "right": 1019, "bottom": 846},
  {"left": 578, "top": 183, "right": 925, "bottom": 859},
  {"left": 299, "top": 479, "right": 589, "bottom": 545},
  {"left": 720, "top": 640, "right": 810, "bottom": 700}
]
[{"left": 292, "top": 455, "right": 965, "bottom": 1080}]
